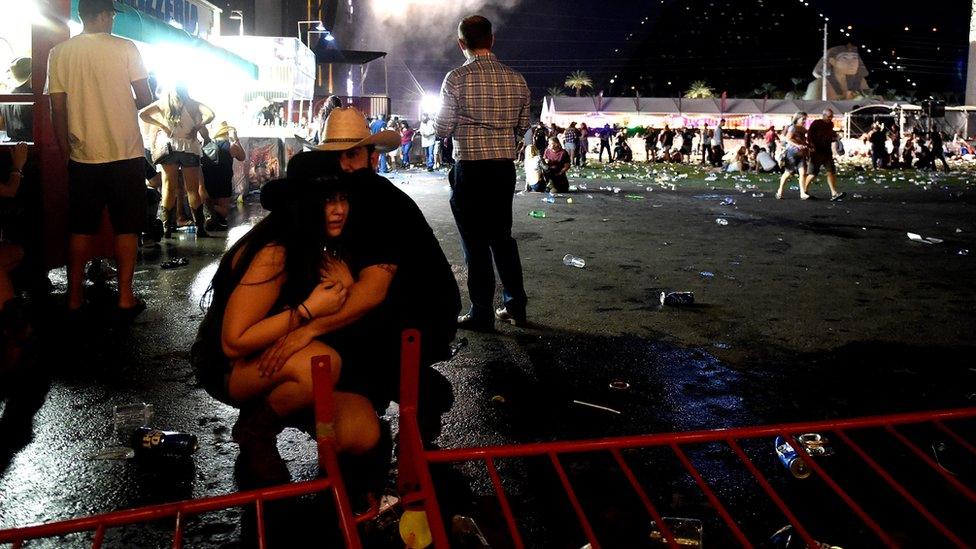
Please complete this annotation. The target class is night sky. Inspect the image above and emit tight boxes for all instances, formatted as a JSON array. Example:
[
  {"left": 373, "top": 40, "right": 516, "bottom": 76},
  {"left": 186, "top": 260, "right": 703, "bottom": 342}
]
[
  {"left": 391, "top": 0, "right": 971, "bottom": 102},
  {"left": 215, "top": 0, "right": 972, "bottom": 102}
]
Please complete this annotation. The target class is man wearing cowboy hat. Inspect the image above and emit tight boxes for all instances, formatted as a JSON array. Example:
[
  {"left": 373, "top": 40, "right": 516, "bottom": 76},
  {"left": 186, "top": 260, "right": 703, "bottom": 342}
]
[
  {"left": 0, "top": 58, "right": 33, "bottom": 142},
  {"left": 201, "top": 121, "right": 246, "bottom": 231},
  {"left": 261, "top": 106, "right": 460, "bottom": 434}
]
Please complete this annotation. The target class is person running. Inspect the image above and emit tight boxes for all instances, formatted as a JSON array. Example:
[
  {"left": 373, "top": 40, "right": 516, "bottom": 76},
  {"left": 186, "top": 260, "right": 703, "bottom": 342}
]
[
  {"left": 804, "top": 108, "right": 846, "bottom": 201},
  {"left": 437, "top": 14, "right": 531, "bottom": 330},
  {"left": 776, "top": 111, "right": 811, "bottom": 200},
  {"left": 139, "top": 84, "right": 215, "bottom": 237}
]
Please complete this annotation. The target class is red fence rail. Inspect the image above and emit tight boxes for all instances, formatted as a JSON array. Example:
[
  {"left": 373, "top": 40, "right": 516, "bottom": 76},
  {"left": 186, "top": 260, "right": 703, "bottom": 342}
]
[
  {"left": 395, "top": 331, "right": 976, "bottom": 548},
  {"left": 0, "top": 355, "right": 369, "bottom": 549},
  {"left": 3, "top": 331, "right": 975, "bottom": 548}
]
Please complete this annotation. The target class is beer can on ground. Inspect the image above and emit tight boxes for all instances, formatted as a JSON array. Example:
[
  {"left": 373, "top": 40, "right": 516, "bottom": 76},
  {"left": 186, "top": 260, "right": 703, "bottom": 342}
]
[
  {"left": 131, "top": 427, "right": 198, "bottom": 458},
  {"left": 775, "top": 436, "right": 810, "bottom": 479},
  {"left": 661, "top": 291, "right": 695, "bottom": 306}
]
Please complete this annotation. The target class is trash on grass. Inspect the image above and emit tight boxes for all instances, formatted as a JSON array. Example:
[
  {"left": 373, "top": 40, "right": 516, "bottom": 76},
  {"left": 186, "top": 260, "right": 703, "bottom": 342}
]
[
  {"left": 528, "top": 210, "right": 547, "bottom": 218},
  {"left": 563, "top": 254, "right": 586, "bottom": 268},
  {"left": 572, "top": 399, "right": 621, "bottom": 415},
  {"left": 907, "top": 232, "right": 943, "bottom": 245},
  {"left": 699, "top": 271, "right": 715, "bottom": 278},
  {"left": 609, "top": 380, "right": 631, "bottom": 391},
  {"left": 715, "top": 218, "right": 729, "bottom": 226},
  {"left": 660, "top": 291, "right": 695, "bottom": 306}
]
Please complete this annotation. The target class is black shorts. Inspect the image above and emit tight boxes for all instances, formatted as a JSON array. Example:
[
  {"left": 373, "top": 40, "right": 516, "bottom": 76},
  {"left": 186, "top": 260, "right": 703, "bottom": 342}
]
[
  {"left": 203, "top": 174, "right": 233, "bottom": 199},
  {"left": 807, "top": 153, "right": 835, "bottom": 176},
  {"left": 68, "top": 158, "right": 147, "bottom": 235}
]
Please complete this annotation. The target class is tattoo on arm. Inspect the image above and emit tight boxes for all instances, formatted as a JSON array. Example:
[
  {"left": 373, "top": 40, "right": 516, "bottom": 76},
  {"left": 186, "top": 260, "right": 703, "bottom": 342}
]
[{"left": 376, "top": 264, "right": 397, "bottom": 275}]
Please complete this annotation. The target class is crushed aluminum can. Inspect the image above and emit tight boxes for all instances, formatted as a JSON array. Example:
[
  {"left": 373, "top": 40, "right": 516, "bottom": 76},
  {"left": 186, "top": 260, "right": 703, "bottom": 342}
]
[
  {"left": 660, "top": 292, "right": 695, "bottom": 306},
  {"left": 775, "top": 436, "right": 810, "bottom": 479}
]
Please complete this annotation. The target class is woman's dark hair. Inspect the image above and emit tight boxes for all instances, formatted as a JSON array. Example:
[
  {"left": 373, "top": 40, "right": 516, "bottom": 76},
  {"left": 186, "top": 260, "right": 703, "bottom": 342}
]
[{"left": 202, "top": 182, "right": 340, "bottom": 315}]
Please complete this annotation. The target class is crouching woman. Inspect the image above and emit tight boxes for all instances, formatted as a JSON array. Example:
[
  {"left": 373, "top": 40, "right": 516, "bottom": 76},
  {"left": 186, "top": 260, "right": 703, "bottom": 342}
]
[{"left": 192, "top": 174, "right": 379, "bottom": 485}]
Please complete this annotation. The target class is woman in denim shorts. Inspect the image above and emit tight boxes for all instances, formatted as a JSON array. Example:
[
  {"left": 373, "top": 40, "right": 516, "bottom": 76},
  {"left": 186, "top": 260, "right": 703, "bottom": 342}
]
[
  {"left": 140, "top": 85, "right": 214, "bottom": 237},
  {"left": 776, "top": 112, "right": 811, "bottom": 200}
]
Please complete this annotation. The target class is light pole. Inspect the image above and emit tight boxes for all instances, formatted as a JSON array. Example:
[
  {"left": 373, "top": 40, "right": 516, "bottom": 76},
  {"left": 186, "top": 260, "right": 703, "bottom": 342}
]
[
  {"left": 822, "top": 21, "right": 828, "bottom": 101},
  {"left": 229, "top": 10, "right": 243, "bottom": 36}
]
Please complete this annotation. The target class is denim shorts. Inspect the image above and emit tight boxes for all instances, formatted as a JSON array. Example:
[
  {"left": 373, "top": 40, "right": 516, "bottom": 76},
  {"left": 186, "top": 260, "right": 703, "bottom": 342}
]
[
  {"left": 783, "top": 148, "right": 806, "bottom": 172},
  {"left": 157, "top": 151, "right": 201, "bottom": 167}
]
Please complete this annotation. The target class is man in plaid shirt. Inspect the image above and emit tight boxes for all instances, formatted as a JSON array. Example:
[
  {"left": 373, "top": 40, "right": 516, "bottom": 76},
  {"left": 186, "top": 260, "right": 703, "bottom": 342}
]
[{"left": 437, "top": 15, "right": 531, "bottom": 331}]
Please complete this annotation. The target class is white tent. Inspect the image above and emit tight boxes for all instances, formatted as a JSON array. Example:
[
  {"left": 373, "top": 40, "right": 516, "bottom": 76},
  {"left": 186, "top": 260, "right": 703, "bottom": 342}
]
[{"left": 541, "top": 96, "right": 908, "bottom": 130}]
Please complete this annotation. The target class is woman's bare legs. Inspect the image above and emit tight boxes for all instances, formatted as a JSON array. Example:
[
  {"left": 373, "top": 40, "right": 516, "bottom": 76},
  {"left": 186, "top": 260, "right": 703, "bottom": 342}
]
[{"left": 229, "top": 340, "right": 380, "bottom": 453}]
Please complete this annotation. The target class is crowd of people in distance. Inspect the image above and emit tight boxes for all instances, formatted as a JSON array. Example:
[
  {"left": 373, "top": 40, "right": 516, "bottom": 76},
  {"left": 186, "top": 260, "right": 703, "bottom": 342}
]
[{"left": 518, "top": 109, "right": 966, "bottom": 198}]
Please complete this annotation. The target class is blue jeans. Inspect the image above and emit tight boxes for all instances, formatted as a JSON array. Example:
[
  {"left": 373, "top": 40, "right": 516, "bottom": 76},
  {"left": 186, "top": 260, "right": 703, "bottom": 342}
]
[
  {"left": 449, "top": 160, "right": 527, "bottom": 320},
  {"left": 424, "top": 145, "right": 435, "bottom": 168},
  {"left": 401, "top": 143, "right": 412, "bottom": 167},
  {"left": 378, "top": 150, "right": 389, "bottom": 173}
]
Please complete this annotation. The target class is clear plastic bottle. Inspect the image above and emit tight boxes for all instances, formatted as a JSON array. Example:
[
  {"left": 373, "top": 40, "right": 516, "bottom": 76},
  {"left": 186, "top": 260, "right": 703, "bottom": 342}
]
[{"left": 562, "top": 254, "right": 585, "bottom": 268}]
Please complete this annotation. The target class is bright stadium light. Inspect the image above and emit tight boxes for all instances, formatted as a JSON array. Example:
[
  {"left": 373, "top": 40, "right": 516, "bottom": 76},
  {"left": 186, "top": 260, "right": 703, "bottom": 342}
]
[{"left": 421, "top": 93, "right": 441, "bottom": 115}]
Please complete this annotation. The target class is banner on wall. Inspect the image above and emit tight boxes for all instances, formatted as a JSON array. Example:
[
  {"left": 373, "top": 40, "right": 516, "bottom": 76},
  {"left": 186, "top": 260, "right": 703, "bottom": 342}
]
[{"left": 234, "top": 137, "right": 306, "bottom": 198}]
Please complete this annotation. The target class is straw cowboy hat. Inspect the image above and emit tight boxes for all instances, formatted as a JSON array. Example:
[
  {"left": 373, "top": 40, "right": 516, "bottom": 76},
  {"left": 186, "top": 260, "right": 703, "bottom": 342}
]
[
  {"left": 212, "top": 121, "right": 237, "bottom": 140},
  {"left": 317, "top": 107, "right": 399, "bottom": 153},
  {"left": 8, "top": 57, "right": 31, "bottom": 88}
]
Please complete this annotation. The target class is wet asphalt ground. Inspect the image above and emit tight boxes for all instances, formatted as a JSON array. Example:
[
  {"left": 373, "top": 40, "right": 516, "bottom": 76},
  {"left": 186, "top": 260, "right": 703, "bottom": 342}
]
[{"left": 1, "top": 161, "right": 975, "bottom": 547}]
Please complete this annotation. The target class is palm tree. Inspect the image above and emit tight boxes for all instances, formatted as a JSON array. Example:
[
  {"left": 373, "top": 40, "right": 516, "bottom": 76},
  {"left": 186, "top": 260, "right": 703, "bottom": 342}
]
[
  {"left": 684, "top": 80, "right": 715, "bottom": 99},
  {"left": 752, "top": 82, "right": 778, "bottom": 99},
  {"left": 546, "top": 86, "right": 566, "bottom": 98},
  {"left": 790, "top": 77, "right": 804, "bottom": 96},
  {"left": 564, "top": 71, "right": 593, "bottom": 96}
]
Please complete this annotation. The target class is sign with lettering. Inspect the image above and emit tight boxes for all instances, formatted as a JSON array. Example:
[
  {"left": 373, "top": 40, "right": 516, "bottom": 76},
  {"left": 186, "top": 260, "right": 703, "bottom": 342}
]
[{"left": 118, "top": 0, "right": 219, "bottom": 38}]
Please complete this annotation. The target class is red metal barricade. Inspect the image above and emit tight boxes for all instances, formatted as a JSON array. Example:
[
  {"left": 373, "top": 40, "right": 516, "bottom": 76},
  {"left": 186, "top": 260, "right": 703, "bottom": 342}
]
[
  {"left": 395, "top": 330, "right": 976, "bottom": 549},
  {"left": 0, "top": 355, "right": 371, "bottom": 549},
  {"left": 3, "top": 332, "right": 976, "bottom": 547}
]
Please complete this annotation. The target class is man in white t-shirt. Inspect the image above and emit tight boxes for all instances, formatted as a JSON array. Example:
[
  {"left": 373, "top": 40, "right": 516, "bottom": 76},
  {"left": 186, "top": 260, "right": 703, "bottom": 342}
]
[
  {"left": 419, "top": 114, "right": 437, "bottom": 171},
  {"left": 47, "top": 0, "right": 153, "bottom": 318}
]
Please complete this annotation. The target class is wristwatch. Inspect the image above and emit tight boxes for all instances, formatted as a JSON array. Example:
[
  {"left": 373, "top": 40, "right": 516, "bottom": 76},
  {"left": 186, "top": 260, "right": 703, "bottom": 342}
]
[{"left": 10, "top": 168, "right": 24, "bottom": 177}]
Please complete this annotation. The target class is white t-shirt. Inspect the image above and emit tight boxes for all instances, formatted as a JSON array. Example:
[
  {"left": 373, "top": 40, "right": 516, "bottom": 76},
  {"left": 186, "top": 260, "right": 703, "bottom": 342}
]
[
  {"left": 419, "top": 120, "right": 437, "bottom": 148},
  {"left": 757, "top": 151, "right": 778, "bottom": 171},
  {"left": 46, "top": 33, "right": 148, "bottom": 164}
]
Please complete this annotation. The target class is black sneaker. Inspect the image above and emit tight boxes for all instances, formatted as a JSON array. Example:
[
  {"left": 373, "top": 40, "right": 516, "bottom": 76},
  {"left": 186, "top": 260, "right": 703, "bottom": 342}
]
[{"left": 830, "top": 192, "right": 847, "bottom": 201}]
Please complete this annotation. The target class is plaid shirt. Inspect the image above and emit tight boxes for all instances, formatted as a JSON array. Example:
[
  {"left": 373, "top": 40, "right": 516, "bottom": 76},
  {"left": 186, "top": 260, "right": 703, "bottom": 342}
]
[{"left": 436, "top": 53, "right": 530, "bottom": 161}]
